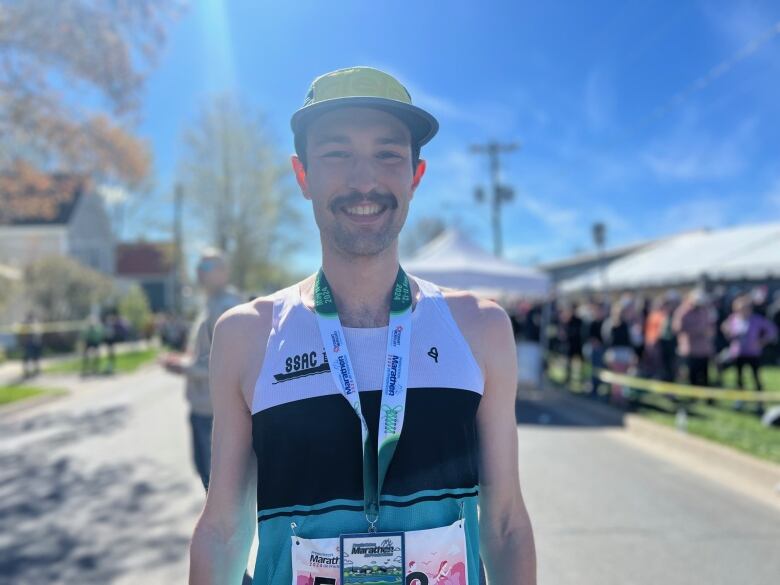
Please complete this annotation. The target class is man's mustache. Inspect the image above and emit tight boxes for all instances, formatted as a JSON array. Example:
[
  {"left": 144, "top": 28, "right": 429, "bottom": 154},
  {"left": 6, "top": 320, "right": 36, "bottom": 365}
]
[{"left": 329, "top": 190, "right": 398, "bottom": 214}]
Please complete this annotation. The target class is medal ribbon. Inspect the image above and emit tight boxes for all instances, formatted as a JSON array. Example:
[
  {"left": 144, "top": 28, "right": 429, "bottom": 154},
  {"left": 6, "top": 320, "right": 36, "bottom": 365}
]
[{"left": 314, "top": 266, "right": 412, "bottom": 530}]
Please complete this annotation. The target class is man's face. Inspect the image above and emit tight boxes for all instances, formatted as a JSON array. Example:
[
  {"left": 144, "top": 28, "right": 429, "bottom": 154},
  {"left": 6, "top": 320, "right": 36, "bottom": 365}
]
[
  {"left": 197, "top": 258, "right": 228, "bottom": 293},
  {"left": 294, "top": 107, "right": 423, "bottom": 257}
]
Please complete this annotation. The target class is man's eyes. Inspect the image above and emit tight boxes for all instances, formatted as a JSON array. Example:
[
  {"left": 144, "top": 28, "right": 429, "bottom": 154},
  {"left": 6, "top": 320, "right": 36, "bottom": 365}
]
[
  {"left": 376, "top": 151, "right": 404, "bottom": 161},
  {"left": 319, "top": 150, "right": 405, "bottom": 161},
  {"left": 321, "top": 150, "right": 351, "bottom": 159}
]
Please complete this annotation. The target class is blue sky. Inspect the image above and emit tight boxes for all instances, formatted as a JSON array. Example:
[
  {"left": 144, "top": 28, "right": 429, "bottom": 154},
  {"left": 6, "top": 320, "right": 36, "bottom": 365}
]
[{"left": 124, "top": 0, "right": 780, "bottom": 273}]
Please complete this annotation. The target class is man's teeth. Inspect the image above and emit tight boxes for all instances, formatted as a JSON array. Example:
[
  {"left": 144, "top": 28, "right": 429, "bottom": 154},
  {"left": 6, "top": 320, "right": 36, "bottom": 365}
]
[{"left": 345, "top": 204, "right": 383, "bottom": 216}]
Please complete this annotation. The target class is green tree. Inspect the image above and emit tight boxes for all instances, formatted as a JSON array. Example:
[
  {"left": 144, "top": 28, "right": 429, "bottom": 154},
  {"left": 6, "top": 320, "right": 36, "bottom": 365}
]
[
  {"left": 0, "top": 269, "right": 19, "bottom": 313},
  {"left": 24, "top": 256, "right": 113, "bottom": 321},
  {"left": 118, "top": 283, "right": 152, "bottom": 335},
  {"left": 179, "top": 94, "right": 301, "bottom": 293},
  {"left": 0, "top": 0, "right": 181, "bottom": 186}
]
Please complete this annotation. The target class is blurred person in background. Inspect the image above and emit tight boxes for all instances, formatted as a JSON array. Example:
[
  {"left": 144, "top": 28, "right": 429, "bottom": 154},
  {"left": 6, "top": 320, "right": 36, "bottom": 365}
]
[
  {"left": 657, "top": 291, "right": 680, "bottom": 382},
  {"left": 721, "top": 295, "right": 778, "bottom": 412},
  {"left": 634, "top": 295, "right": 650, "bottom": 364},
  {"left": 711, "top": 286, "right": 731, "bottom": 385},
  {"left": 81, "top": 315, "right": 104, "bottom": 376},
  {"left": 584, "top": 300, "right": 606, "bottom": 397},
  {"left": 672, "top": 289, "right": 715, "bottom": 387},
  {"left": 19, "top": 311, "right": 43, "bottom": 378},
  {"left": 560, "top": 302, "right": 583, "bottom": 386},
  {"left": 545, "top": 298, "right": 562, "bottom": 356},
  {"left": 642, "top": 296, "right": 667, "bottom": 379},
  {"left": 162, "top": 249, "right": 243, "bottom": 492},
  {"left": 602, "top": 296, "right": 636, "bottom": 405},
  {"left": 767, "top": 290, "right": 780, "bottom": 365},
  {"left": 101, "top": 309, "right": 125, "bottom": 375},
  {"left": 750, "top": 286, "right": 769, "bottom": 317},
  {"left": 513, "top": 300, "right": 545, "bottom": 389},
  {"left": 160, "top": 311, "right": 189, "bottom": 350}
]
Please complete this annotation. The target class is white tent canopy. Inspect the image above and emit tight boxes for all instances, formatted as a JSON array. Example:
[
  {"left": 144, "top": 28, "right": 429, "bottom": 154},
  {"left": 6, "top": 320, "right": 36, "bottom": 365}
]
[
  {"left": 560, "top": 222, "right": 780, "bottom": 293},
  {"left": 404, "top": 229, "right": 551, "bottom": 298}
]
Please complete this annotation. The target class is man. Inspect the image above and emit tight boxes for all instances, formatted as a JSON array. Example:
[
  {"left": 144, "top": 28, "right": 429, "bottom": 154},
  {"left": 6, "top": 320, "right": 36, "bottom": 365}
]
[
  {"left": 163, "top": 249, "right": 243, "bottom": 492},
  {"left": 81, "top": 315, "right": 104, "bottom": 376},
  {"left": 19, "top": 311, "right": 43, "bottom": 378},
  {"left": 189, "top": 67, "right": 536, "bottom": 584},
  {"left": 672, "top": 289, "right": 715, "bottom": 387},
  {"left": 560, "top": 303, "right": 583, "bottom": 387},
  {"left": 584, "top": 300, "right": 606, "bottom": 397}
]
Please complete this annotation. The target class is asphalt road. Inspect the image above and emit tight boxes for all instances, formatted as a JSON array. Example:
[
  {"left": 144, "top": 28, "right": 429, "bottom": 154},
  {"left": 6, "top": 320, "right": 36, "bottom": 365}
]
[
  {"left": 516, "top": 391, "right": 780, "bottom": 585},
  {"left": 1, "top": 366, "right": 778, "bottom": 584},
  {"left": 0, "top": 366, "right": 205, "bottom": 585}
]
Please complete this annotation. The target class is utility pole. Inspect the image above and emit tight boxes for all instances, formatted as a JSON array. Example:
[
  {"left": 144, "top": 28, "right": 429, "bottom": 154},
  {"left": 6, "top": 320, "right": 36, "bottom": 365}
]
[
  {"left": 173, "top": 183, "right": 184, "bottom": 316},
  {"left": 470, "top": 141, "right": 520, "bottom": 257},
  {"left": 592, "top": 221, "right": 608, "bottom": 290}
]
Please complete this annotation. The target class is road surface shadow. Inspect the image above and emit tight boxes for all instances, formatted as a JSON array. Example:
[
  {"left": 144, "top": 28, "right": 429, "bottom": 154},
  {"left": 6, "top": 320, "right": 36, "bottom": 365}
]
[
  {"left": 516, "top": 387, "right": 625, "bottom": 428},
  {"left": 0, "top": 406, "right": 195, "bottom": 585}
]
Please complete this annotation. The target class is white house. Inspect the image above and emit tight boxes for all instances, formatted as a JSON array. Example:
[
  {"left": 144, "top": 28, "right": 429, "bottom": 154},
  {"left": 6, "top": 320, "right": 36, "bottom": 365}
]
[{"left": 0, "top": 165, "right": 115, "bottom": 274}]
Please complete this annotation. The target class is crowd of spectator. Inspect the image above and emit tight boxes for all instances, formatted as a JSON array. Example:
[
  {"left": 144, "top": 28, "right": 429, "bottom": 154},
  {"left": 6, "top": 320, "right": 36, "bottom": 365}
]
[{"left": 510, "top": 286, "right": 780, "bottom": 412}]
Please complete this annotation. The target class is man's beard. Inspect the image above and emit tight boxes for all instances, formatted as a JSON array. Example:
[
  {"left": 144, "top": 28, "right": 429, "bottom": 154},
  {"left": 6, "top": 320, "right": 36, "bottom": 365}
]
[{"left": 323, "top": 190, "right": 404, "bottom": 257}]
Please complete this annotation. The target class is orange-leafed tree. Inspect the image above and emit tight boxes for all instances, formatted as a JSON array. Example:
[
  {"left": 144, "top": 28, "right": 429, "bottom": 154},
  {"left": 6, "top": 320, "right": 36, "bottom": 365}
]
[{"left": 0, "top": 0, "right": 182, "bottom": 187}]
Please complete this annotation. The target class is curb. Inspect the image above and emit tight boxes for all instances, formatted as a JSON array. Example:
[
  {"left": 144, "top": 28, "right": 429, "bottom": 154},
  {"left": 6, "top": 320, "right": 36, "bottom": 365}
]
[
  {"left": 541, "top": 384, "right": 780, "bottom": 511},
  {"left": 0, "top": 389, "right": 68, "bottom": 418},
  {"left": 0, "top": 363, "right": 162, "bottom": 419}
]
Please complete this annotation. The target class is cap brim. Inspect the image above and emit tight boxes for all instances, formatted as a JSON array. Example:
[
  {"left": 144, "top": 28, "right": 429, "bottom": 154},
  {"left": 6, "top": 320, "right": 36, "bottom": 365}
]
[{"left": 291, "top": 96, "right": 439, "bottom": 148}]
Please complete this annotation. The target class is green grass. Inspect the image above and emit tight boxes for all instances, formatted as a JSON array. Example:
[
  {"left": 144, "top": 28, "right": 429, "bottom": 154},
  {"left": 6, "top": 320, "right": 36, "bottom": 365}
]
[
  {"left": 638, "top": 393, "right": 780, "bottom": 464},
  {"left": 0, "top": 385, "right": 64, "bottom": 405},
  {"left": 718, "top": 363, "right": 780, "bottom": 392},
  {"left": 547, "top": 356, "right": 780, "bottom": 465},
  {"left": 45, "top": 347, "right": 160, "bottom": 374}
]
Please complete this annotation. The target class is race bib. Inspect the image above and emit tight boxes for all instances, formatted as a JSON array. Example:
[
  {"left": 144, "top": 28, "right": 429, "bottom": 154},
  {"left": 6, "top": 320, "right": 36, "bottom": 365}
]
[
  {"left": 291, "top": 521, "right": 468, "bottom": 585},
  {"left": 291, "top": 534, "right": 340, "bottom": 585}
]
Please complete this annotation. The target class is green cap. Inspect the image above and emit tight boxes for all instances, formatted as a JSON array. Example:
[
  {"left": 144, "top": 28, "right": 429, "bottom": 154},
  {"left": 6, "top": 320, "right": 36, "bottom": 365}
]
[{"left": 291, "top": 66, "right": 439, "bottom": 155}]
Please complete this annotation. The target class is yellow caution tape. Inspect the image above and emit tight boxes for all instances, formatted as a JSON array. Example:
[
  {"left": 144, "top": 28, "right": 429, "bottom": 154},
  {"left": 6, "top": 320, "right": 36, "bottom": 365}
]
[{"left": 597, "top": 369, "right": 780, "bottom": 403}]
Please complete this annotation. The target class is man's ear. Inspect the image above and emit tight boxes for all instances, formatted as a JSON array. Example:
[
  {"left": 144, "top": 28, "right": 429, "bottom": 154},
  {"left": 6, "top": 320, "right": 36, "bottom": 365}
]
[
  {"left": 411, "top": 159, "right": 427, "bottom": 194},
  {"left": 291, "top": 155, "right": 310, "bottom": 199}
]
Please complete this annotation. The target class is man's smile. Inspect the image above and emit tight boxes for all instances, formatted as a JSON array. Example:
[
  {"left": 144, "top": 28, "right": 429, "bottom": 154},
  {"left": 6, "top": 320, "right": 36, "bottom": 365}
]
[
  {"left": 330, "top": 191, "right": 397, "bottom": 224},
  {"left": 343, "top": 201, "right": 386, "bottom": 216}
]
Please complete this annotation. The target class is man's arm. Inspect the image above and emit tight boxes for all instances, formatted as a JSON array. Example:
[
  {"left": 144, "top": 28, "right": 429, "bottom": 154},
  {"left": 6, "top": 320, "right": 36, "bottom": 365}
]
[
  {"left": 474, "top": 301, "right": 537, "bottom": 585},
  {"left": 189, "top": 303, "right": 270, "bottom": 584}
]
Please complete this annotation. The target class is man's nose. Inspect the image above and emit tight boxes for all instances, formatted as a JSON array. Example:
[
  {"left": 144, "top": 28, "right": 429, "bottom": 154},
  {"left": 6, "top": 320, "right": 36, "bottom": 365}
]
[{"left": 345, "top": 155, "right": 379, "bottom": 194}]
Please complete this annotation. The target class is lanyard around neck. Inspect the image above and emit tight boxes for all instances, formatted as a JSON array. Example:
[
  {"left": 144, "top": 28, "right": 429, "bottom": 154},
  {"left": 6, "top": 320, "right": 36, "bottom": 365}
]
[{"left": 313, "top": 266, "right": 413, "bottom": 531}]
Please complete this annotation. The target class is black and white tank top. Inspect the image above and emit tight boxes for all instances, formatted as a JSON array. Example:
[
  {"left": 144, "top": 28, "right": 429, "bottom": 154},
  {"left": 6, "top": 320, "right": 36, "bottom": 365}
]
[{"left": 249, "top": 276, "right": 484, "bottom": 585}]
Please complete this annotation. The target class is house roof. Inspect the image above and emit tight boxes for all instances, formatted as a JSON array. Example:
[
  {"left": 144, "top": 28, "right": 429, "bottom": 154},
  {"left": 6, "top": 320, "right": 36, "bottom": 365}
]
[
  {"left": 560, "top": 222, "right": 780, "bottom": 293},
  {"left": 0, "top": 164, "right": 88, "bottom": 226},
  {"left": 537, "top": 240, "right": 652, "bottom": 271},
  {"left": 116, "top": 242, "right": 176, "bottom": 276}
]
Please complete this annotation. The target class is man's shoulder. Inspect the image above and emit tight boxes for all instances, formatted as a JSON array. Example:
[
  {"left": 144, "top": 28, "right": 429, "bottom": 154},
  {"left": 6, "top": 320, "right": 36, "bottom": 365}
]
[
  {"left": 214, "top": 281, "right": 305, "bottom": 339},
  {"left": 214, "top": 294, "right": 276, "bottom": 342},
  {"left": 439, "top": 287, "right": 510, "bottom": 327}
]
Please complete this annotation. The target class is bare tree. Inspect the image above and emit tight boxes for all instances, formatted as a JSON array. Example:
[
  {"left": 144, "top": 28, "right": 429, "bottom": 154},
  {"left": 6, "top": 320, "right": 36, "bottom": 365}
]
[
  {"left": 0, "top": 0, "right": 182, "bottom": 186},
  {"left": 401, "top": 216, "right": 448, "bottom": 258},
  {"left": 179, "top": 94, "right": 301, "bottom": 292}
]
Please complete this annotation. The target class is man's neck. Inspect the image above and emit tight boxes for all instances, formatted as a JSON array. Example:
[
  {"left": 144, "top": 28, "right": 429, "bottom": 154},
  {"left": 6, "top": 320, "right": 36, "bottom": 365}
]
[{"left": 319, "top": 243, "right": 400, "bottom": 328}]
